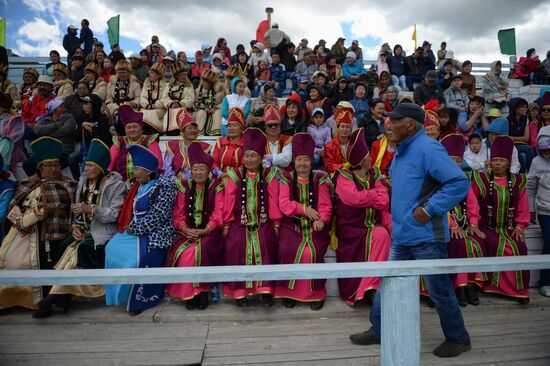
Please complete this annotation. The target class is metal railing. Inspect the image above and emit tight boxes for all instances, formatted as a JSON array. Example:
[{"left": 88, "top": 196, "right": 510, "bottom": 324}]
[{"left": 1, "top": 255, "right": 549, "bottom": 366}]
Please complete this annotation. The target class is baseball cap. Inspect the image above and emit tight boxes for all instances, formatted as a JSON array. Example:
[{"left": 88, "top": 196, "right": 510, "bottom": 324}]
[
  {"left": 68, "top": 25, "right": 78, "bottom": 30},
  {"left": 384, "top": 103, "right": 426, "bottom": 124},
  {"left": 352, "top": 40, "right": 358, "bottom": 45},
  {"left": 311, "top": 107, "right": 324, "bottom": 117}
]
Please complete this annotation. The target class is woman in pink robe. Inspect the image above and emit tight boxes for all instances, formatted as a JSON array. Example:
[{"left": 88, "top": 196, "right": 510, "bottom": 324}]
[
  {"left": 275, "top": 133, "right": 333, "bottom": 310},
  {"left": 222, "top": 127, "right": 282, "bottom": 307},
  {"left": 165, "top": 142, "right": 224, "bottom": 310},
  {"left": 334, "top": 128, "right": 392, "bottom": 305}
]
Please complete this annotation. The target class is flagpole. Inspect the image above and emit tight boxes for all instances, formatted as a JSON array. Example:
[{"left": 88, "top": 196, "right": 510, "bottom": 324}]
[{"left": 266, "top": 7, "right": 273, "bottom": 28}]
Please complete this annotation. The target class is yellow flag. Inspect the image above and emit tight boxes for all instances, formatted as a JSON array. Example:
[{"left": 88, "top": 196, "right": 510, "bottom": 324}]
[{"left": 411, "top": 24, "right": 417, "bottom": 49}]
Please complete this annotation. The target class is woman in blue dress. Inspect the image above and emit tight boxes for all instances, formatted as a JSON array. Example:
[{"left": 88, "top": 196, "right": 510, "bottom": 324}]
[{"left": 105, "top": 143, "right": 176, "bottom": 316}]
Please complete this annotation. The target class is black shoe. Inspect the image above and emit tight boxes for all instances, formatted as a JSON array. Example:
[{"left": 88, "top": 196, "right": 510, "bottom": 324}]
[
  {"left": 455, "top": 287, "right": 468, "bottom": 307},
  {"left": 197, "top": 292, "right": 209, "bottom": 310},
  {"left": 283, "top": 298, "right": 296, "bottom": 308},
  {"left": 310, "top": 301, "right": 324, "bottom": 311},
  {"left": 349, "top": 330, "right": 381, "bottom": 345},
  {"left": 235, "top": 298, "right": 248, "bottom": 307},
  {"left": 424, "top": 297, "right": 436, "bottom": 308},
  {"left": 32, "top": 294, "right": 70, "bottom": 319},
  {"left": 186, "top": 297, "right": 198, "bottom": 310},
  {"left": 518, "top": 297, "right": 530, "bottom": 305},
  {"left": 433, "top": 340, "right": 471, "bottom": 357},
  {"left": 128, "top": 309, "right": 144, "bottom": 316},
  {"left": 464, "top": 286, "right": 480, "bottom": 306},
  {"left": 261, "top": 294, "right": 274, "bottom": 307}
]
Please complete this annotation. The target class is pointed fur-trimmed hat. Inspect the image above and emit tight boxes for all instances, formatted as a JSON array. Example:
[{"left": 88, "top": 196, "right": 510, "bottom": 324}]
[
  {"left": 243, "top": 127, "right": 267, "bottom": 157},
  {"left": 84, "top": 62, "right": 100, "bottom": 77},
  {"left": 115, "top": 60, "right": 132, "bottom": 72},
  {"left": 23, "top": 67, "right": 39, "bottom": 80},
  {"left": 149, "top": 62, "right": 166, "bottom": 78},
  {"left": 440, "top": 133, "right": 466, "bottom": 159},
  {"left": 170, "top": 61, "right": 188, "bottom": 77},
  {"left": 188, "top": 140, "right": 214, "bottom": 170},
  {"left": 200, "top": 69, "right": 218, "bottom": 84},
  {"left": 292, "top": 132, "right": 315, "bottom": 161},
  {"left": 347, "top": 128, "right": 369, "bottom": 168},
  {"left": 53, "top": 63, "right": 69, "bottom": 77}
]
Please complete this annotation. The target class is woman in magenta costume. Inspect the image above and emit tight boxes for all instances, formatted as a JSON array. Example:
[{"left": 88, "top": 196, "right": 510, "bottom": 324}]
[
  {"left": 275, "top": 133, "right": 332, "bottom": 310},
  {"left": 165, "top": 141, "right": 224, "bottom": 310},
  {"left": 162, "top": 108, "right": 212, "bottom": 181},
  {"left": 471, "top": 135, "right": 530, "bottom": 304},
  {"left": 222, "top": 127, "right": 282, "bottom": 307},
  {"left": 441, "top": 134, "right": 486, "bottom": 306},
  {"left": 333, "top": 128, "right": 392, "bottom": 305}
]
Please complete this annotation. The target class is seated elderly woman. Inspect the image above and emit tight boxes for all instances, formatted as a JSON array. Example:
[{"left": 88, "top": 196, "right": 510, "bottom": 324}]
[
  {"left": 140, "top": 62, "right": 167, "bottom": 135},
  {"left": 109, "top": 105, "right": 163, "bottom": 186},
  {"left": 163, "top": 109, "right": 211, "bottom": 181},
  {"left": 82, "top": 63, "right": 108, "bottom": 102},
  {"left": 33, "top": 139, "right": 126, "bottom": 318},
  {"left": 194, "top": 69, "right": 225, "bottom": 136},
  {"left": 105, "top": 60, "right": 141, "bottom": 133},
  {"left": 105, "top": 143, "right": 176, "bottom": 316},
  {"left": 0, "top": 137, "right": 76, "bottom": 312},
  {"left": 52, "top": 64, "right": 73, "bottom": 100},
  {"left": 161, "top": 61, "right": 195, "bottom": 135}
]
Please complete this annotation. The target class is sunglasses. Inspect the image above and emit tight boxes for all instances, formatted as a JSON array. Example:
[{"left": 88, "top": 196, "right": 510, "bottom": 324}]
[
  {"left": 266, "top": 123, "right": 281, "bottom": 128},
  {"left": 542, "top": 108, "right": 550, "bottom": 113}
]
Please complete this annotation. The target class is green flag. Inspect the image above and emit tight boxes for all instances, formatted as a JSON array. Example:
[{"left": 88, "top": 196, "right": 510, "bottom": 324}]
[
  {"left": 107, "top": 15, "right": 120, "bottom": 47},
  {"left": 497, "top": 28, "right": 516, "bottom": 55},
  {"left": 0, "top": 18, "right": 6, "bottom": 47}
]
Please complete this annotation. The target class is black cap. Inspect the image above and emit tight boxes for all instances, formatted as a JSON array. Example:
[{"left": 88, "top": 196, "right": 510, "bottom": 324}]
[
  {"left": 384, "top": 103, "right": 426, "bottom": 124},
  {"left": 450, "top": 74, "right": 462, "bottom": 81},
  {"left": 426, "top": 70, "right": 438, "bottom": 80}
]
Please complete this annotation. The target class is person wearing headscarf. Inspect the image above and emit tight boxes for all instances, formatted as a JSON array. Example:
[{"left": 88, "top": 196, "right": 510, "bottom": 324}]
[
  {"left": 0, "top": 92, "right": 25, "bottom": 174},
  {"left": 165, "top": 142, "right": 224, "bottom": 310},
  {"left": 471, "top": 136, "right": 530, "bottom": 304},
  {"left": 221, "top": 77, "right": 250, "bottom": 136},
  {"left": 482, "top": 61, "right": 510, "bottom": 109},
  {"left": 161, "top": 61, "right": 195, "bottom": 135},
  {"left": 194, "top": 69, "right": 225, "bottom": 136},
  {"left": 33, "top": 139, "right": 126, "bottom": 318},
  {"left": 275, "top": 133, "right": 332, "bottom": 310},
  {"left": 108, "top": 105, "right": 162, "bottom": 185},
  {"left": 105, "top": 144, "right": 176, "bottom": 316},
  {"left": 163, "top": 109, "right": 211, "bottom": 181},
  {"left": 222, "top": 128, "right": 282, "bottom": 307},
  {"left": 333, "top": 128, "right": 391, "bottom": 305},
  {"left": 440, "top": 134, "right": 486, "bottom": 306},
  {"left": 0, "top": 137, "right": 76, "bottom": 311},
  {"left": 384, "top": 85, "right": 399, "bottom": 112}
]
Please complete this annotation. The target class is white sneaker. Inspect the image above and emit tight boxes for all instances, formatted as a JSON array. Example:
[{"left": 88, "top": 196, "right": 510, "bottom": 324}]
[{"left": 540, "top": 286, "right": 550, "bottom": 297}]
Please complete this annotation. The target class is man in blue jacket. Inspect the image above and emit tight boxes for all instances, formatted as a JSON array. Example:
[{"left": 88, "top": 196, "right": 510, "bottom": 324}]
[{"left": 349, "top": 103, "right": 472, "bottom": 358}]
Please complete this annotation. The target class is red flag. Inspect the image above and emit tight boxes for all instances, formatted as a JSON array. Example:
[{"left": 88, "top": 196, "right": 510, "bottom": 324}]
[{"left": 256, "top": 19, "right": 269, "bottom": 43}]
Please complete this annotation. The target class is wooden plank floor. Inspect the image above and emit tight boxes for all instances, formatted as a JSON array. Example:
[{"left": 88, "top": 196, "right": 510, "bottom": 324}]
[{"left": 0, "top": 292, "right": 549, "bottom": 365}]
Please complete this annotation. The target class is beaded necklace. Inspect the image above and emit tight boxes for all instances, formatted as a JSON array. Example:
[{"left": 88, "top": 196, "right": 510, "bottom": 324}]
[
  {"left": 240, "top": 167, "right": 267, "bottom": 226},
  {"left": 146, "top": 80, "right": 161, "bottom": 108},
  {"left": 451, "top": 200, "right": 468, "bottom": 230},
  {"left": 114, "top": 79, "right": 130, "bottom": 103},
  {"left": 487, "top": 172, "right": 515, "bottom": 230}
]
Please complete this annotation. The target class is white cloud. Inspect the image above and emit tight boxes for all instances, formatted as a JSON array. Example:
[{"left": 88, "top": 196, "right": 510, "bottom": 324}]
[
  {"left": 22, "top": 0, "right": 58, "bottom": 14},
  {"left": 14, "top": 17, "right": 63, "bottom": 57}
]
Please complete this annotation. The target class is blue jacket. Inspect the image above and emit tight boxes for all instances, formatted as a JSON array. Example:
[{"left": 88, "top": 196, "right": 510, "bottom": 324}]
[
  {"left": 390, "top": 129, "right": 469, "bottom": 245},
  {"left": 342, "top": 61, "right": 366, "bottom": 78},
  {"left": 389, "top": 55, "right": 406, "bottom": 77},
  {"left": 270, "top": 63, "right": 286, "bottom": 83}
]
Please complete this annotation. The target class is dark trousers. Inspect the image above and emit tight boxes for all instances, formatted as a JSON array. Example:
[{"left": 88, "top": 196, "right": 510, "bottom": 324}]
[
  {"left": 368, "top": 242, "right": 471, "bottom": 345},
  {"left": 539, "top": 214, "right": 550, "bottom": 286}
]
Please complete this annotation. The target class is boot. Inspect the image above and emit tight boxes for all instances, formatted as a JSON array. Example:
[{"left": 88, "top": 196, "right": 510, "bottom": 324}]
[
  {"left": 32, "top": 294, "right": 70, "bottom": 319},
  {"left": 365, "top": 290, "right": 376, "bottom": 305},
  {"left": 261, "top": 294, "right": 274, "bottom": 307},
  {"left": 283, "top": 298, "right": 296, "bottom": 308},
  {"left": 310, "top": 301, "right": 324, "bottom": 311},
  {"left": 235, "top": 298, "right": 248, "bottom": 307},
  {"left": 186, "top": 297, "right": 198, "bottom": 310},
  {"left": 464, "top": 285, "right": 480, "bottom": 306},
  {"left": 455, "top": 287, "right": 468, "bottom": 307},
  {"left": 197, "top": 292, "right": 209, "bottom": 310}
]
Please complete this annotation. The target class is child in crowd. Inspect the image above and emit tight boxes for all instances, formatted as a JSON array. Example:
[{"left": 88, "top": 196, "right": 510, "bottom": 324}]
[
  {"left": 221, "top": 77, "right": 250, "bottom": 136},
  {"left": 444, "top": 75, "right": 470, "bottom": 112},
  {"left": 294, "top": 76, "right": 310, "bottom": 107},
  {"left": 307, "top": 108, "right": 331, "bottom": 169},
  {"left": 253, "top": 59, "right": 271, "bottom": 97},
  {"left": 438, "top": 108, "right": 458, "bottom": 139},
  {"left": 269, "top": 53, "right": 287, "bottom": 97},
  {"left": 463, "top": 133, "right": 486, "bottom": 171}
]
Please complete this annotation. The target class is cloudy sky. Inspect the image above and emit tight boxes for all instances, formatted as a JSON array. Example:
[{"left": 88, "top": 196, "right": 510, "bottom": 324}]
[{"left": 2, "top": 0, "right": 550, "bottom": 63}]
